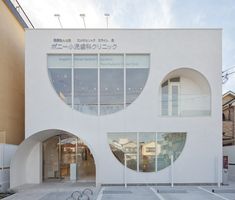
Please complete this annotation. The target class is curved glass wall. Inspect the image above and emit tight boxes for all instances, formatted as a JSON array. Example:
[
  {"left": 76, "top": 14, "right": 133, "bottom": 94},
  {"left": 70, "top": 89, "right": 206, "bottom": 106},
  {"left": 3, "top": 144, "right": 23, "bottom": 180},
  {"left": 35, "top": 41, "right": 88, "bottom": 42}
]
[
  {"left": 48, "top": 54, "right": 149, "bottom": 115},
  {"left": 161, "top": 68, "right": 211, "bottom": 117},
  {"left": 108, "top": 132, "right": 186, "bottom": 172}
]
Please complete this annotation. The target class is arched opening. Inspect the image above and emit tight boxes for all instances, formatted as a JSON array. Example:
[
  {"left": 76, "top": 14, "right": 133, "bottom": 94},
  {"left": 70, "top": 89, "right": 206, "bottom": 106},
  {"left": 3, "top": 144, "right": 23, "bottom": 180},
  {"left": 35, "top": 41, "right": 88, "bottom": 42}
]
[
  {"left": 160, "top": 68, "right": 211, "bottom": 117},
  {"left": 10, "top": 129, "right": 96, "bottom": 188},
  {"left": 43, "top": 132, "right": 95, "bottom": 182}
]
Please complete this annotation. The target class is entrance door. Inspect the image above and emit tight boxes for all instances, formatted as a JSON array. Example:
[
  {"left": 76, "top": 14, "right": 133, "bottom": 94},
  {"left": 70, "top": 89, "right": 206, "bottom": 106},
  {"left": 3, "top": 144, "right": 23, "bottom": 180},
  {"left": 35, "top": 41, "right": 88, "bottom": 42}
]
[
  {"left": 43, "top": 136, "right": 60, "bottom": 180},
  {"left": 60, "top": 135, "right": 77, "bottom": 180},
  {"left": 43, "top": 133, "right": 95, "bottom": 182}
]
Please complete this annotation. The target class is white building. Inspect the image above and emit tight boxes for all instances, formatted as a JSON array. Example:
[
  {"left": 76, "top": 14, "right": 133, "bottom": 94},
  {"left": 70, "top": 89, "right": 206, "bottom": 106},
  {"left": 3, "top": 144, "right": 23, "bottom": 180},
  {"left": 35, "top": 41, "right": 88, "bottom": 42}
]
[{"left": 11, "top": 29, "right": 222, "bottom": 188}]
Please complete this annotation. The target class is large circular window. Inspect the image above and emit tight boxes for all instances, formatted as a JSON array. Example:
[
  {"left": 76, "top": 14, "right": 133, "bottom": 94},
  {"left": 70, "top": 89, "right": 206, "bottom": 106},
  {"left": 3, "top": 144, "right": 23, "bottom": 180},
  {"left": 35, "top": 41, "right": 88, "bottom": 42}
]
[{"left": 48, "top": 54, "right": 150, "bottom": 115}]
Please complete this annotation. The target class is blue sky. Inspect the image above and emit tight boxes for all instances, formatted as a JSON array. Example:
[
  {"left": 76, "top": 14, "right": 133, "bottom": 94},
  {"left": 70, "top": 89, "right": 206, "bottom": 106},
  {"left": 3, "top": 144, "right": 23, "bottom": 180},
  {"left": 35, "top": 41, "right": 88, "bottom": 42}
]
[{"left": 17, "top": 0, "right": 235, "bottom": 93}]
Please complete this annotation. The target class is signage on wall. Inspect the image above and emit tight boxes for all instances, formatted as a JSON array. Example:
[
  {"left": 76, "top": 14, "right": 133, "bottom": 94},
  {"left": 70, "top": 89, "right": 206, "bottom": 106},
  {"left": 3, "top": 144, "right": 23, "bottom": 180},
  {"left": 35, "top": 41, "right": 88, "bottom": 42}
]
[
  {"left": 223, "top": 155, "right": 228, "bottom": 169},
  {"left": 51, "top": 38, "right": 118, "bottom": 51}
]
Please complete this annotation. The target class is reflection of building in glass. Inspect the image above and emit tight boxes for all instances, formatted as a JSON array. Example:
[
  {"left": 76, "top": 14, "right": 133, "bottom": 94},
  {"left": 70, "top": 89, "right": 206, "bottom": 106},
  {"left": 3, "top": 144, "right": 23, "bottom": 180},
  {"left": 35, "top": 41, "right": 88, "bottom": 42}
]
[{"left": 108, "top": 132, "right": 186, "bottom": 172}]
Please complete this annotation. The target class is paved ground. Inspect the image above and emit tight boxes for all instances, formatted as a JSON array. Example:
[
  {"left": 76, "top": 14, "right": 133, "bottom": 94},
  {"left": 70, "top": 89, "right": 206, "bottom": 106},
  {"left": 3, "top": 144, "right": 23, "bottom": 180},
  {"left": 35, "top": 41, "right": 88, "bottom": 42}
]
[{"left": 3, "top": 182, "right": 235, "bottom": 200}]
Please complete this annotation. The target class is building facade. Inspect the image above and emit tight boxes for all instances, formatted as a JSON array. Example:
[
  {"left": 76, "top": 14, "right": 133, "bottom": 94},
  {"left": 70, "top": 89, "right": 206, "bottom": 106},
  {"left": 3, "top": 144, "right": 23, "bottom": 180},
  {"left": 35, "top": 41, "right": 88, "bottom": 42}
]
[
  {"left": 11, "top": 29, "right": 222, "bottom": 188},
  {"left": 0, "top": 0, "right": 28, "bottom": 192}
]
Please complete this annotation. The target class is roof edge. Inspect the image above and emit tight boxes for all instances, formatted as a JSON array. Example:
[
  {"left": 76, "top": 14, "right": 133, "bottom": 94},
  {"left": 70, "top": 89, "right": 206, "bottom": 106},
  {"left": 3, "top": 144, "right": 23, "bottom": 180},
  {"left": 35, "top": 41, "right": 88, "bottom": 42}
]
[{"left": 3, "top": 0, "right": 28, "bottom": 28}]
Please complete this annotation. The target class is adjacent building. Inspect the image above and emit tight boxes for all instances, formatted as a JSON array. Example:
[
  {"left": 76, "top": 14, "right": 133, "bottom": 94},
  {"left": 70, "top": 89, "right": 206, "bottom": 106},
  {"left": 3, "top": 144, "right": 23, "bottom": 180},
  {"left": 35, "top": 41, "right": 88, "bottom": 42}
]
[
  {"left": 223, "top": 91, "right": 235, "bottom": 146},
  {"left": 0, "top": 0, "right": 28, "bottom": 192},
  {"left": 11, "top": 28, "right": 222, "bottom": 188},
  {"left": 223, "top": 91, "right": 235, "bottom": 181}
]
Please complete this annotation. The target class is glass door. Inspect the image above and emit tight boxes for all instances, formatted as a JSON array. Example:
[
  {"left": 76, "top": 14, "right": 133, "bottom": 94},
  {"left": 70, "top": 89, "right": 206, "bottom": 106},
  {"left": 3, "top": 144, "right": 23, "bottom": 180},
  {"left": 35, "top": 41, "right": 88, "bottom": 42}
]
[
  {"left": 60, "top": 135, "right": 77, "bottom": 180},
  {"left": 43, "top": 133, "right": 95, "bottom": 182},
  {"left": 43, "top": 136, "right": 60, "bottom": 180}
]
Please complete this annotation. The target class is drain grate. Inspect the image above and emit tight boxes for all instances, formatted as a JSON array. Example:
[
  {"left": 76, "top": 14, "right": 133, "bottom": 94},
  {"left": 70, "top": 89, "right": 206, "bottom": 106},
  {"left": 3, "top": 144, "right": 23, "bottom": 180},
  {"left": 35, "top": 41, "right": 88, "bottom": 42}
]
[{"left": 103, "top": 190, "right": 132, "bottom": 194}]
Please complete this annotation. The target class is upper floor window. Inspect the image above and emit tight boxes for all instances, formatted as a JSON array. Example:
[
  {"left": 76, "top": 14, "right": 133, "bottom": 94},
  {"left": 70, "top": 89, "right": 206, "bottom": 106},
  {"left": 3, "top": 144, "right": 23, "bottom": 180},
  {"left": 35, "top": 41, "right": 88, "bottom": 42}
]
[
  {"left": 48, "top": 54, "right": 150, "bottom": 116},
  {"left": 161, "top": 68, "right": 211, "bottom": 117}
]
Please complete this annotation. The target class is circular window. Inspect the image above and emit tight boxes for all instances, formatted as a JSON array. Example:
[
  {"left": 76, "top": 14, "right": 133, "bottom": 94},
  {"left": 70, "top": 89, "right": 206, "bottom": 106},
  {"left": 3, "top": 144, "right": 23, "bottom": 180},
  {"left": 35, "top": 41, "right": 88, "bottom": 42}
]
[{"left": 48, "top": 54, "right": 150, "bottom": 115}]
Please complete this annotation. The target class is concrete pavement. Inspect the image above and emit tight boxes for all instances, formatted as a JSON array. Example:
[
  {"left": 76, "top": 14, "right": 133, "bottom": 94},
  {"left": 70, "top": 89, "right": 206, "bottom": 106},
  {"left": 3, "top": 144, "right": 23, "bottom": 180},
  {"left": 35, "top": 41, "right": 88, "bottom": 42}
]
[{"left": 3, "top": 182, "right": 235, "bottom": 200}]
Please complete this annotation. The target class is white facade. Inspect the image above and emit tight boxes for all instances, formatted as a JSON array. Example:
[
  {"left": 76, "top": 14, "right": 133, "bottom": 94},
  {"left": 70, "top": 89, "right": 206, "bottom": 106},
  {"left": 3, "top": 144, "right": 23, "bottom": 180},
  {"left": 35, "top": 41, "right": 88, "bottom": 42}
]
[{"left": 11, "top": 29, "right": 222, "bottom": 188}]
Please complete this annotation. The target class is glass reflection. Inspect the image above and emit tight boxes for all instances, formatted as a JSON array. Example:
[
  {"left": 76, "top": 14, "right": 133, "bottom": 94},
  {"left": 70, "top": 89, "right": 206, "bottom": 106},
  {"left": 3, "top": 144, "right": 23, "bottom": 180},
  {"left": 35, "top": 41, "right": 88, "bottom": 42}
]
[
  {"left": 100, "top": 69, "right": 124, "bottom": 115},
  {"left": 74, "top": 54, "right": 98, "bottom": 68},
  {"left": 48, "top": 54, "right": 72, "bottom": 68},
  {"left": 48, "top": 69, "right": 72, "bottom": 106},
  {"left": 74, "top": 69, "right": 98, "bottom": 115},
  {"left": 139, "top": 133, "right": 155, "bottom": 172},
  {"left": 157, "top": 132, "right": 186, "bottom": 171},
  {"left": 108, "top": 132, "right": 186, "bottom": 172},
  {"left": 161, "top": 74, "right": 211, "bottom": 117},
  {"left": 100, "top": 54, "right": 124, "bottom": 68},
  {"left": 48, "top": 54, "right": 150, "bottom": 115},
  {"left": 108, "top": 133, "right": 137, "bottom": 170},
  {"left": 126, "top": 69, "right": 149, "bottom": 106},
  {"left": 43, "top": 134, "right": 96, "bottom": 182},
  {"left": 43, "top": 136, "right": 60, "bottom": 180}
]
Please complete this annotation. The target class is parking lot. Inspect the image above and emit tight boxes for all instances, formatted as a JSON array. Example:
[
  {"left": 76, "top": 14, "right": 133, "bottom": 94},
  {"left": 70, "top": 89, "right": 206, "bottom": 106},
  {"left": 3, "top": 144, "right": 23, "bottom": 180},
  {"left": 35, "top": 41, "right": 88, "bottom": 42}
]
[
  {"left": 3, "top": 182, "right": 235, "bottom": 200},
  {"left": 98, "top": 185, "right": 235, "bottom": 200}
]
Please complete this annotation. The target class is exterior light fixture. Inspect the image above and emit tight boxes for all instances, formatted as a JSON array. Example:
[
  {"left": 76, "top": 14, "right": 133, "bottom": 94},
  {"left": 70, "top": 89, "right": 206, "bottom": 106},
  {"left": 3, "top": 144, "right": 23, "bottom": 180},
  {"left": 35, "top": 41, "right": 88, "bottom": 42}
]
[
  {"left": 54, "top": 14, "right": 63, "bottom": 28},
  {"left": 104, "top": 13, "right": 110, "bottom": 28},
  {"left": 80, "top": 13, "right": 86, "bottom": 29}
]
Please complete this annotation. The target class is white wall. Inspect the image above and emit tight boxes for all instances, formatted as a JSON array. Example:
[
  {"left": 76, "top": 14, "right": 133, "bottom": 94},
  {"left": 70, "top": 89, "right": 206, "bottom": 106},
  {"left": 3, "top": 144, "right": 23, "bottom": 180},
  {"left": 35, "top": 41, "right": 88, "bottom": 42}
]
[
  {"left": 11, "top": 29, "right": 222, "bottom": 187},
  {"left": 223, "top": 145, "right": 235, "bottom": 181}
]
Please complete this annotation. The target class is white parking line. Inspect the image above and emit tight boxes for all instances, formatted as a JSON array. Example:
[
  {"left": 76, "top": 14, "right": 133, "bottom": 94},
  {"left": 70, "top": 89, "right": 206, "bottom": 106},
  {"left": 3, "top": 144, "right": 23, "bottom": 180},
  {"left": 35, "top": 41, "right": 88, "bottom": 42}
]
[
  {"left": 198, "top": 186, "right": 231, "bottom": 200},
  {"left": 96, "top": 187, "right": 105, "bottom": 200},
  {"left": 150, "top": 187, "right": 165, "bottom": 200}
]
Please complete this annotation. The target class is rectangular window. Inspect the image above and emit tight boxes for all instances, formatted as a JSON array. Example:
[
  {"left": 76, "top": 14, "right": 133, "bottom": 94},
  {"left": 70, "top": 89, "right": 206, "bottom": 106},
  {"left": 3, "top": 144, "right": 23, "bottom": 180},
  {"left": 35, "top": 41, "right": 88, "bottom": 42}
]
[
  {"left": 74, "top": 54, "right": 98, "bottom": 68},
  {"left": 100, "top": 54, "right": 124, "bottom": 68},
  {"left": 100, "top": 69, "right": 124, "bottom": 115},
  {"left": 74, "top": 69, "right": 98, "bottom": 115},
  {"left": 171, "top": 85, "right": 179, "bottom": 116},
  {"left": 161, "top": 81, "right": 168, "bottom": 116},
  {"left": 126, "top": 54, "right": 150, "bottom": 68},
  {"left": 48, "top": 54, "right": 72, "bottom": 68}
]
